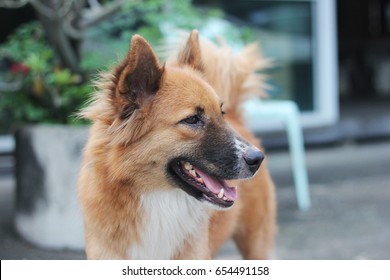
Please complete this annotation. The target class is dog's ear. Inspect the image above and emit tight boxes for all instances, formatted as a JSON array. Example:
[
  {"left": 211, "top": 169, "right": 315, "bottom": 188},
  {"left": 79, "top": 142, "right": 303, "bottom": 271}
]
[
  {"left": 115, "top": 34, "right": 164, "bottom": 119},
  {"left": 177, "top": 30, "right": 203, "bottom": 72}
]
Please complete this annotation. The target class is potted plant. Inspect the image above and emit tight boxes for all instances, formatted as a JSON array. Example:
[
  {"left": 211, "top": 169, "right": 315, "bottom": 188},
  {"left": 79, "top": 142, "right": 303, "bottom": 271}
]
[{"left": 0, "top": 21, "right": 92, "bottom": 250}]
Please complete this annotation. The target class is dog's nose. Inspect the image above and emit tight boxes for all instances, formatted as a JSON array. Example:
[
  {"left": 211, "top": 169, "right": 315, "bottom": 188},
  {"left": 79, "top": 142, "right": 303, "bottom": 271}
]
[{"left": 243, "top": 149, "right": 264, "bottom": 174}]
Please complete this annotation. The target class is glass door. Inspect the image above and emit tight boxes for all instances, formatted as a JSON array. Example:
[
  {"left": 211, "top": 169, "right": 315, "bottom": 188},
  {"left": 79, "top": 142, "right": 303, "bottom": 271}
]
[{"left": 195, "top": 0, "right": 338, "bottom": 130}]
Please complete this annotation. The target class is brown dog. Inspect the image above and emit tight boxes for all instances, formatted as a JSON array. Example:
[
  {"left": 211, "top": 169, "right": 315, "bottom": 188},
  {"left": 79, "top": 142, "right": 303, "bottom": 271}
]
[{"left": 78, "top": 30, "right": 276, "bottom": 259}]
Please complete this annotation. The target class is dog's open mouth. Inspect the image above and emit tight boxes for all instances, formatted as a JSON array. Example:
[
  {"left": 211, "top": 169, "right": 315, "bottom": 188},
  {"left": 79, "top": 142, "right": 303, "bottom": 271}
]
[{"left": 170, "top": 160, "right": 237, "bottom": 208}]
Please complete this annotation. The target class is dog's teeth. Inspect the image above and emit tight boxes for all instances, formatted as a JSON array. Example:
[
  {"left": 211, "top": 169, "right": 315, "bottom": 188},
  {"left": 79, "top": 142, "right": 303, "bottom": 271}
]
[
  {"left": 189, "top": 169, "right": 197, "bottom": 178},
  {"left": 198, "top": 178, "right": 204, "bottom": 184},
  {"left": 218, "top": 189, "right": 224, "bottom": 199},
  {"left": 184, "top": 162, "right": 193, "bottom": 171},
  {"left": 223, "top": 196, "right": 227, "bottom": 201}
]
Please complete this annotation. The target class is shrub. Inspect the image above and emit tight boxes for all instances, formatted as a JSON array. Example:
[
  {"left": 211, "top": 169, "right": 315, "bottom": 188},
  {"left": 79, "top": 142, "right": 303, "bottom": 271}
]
[{"left": 0, "top": 22, "right": 91, "bottom": 133}]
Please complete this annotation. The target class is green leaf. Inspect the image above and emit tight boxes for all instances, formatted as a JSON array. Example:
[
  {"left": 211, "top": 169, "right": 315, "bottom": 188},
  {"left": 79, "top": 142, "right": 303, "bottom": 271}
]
[{"left": 53, "top": 69, "right": 73, "bottom": 85}]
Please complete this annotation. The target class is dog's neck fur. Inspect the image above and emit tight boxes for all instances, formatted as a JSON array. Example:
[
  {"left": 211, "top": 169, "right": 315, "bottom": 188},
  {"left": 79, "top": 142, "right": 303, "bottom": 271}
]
[{"left": 127, "top": 189, "right": 210, "bottom": 259}]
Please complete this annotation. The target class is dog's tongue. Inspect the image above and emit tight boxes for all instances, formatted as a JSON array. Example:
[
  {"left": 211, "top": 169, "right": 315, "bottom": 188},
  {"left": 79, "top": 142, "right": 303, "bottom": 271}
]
[{"left": 194, "top": 167, "right": 237, "bottom": 201}]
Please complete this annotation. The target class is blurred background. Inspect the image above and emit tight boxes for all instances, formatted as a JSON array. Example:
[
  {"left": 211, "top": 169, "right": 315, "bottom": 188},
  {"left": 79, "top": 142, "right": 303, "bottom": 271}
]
[{"left": 0, "top": 0, "right": 389, "bottom": 259}]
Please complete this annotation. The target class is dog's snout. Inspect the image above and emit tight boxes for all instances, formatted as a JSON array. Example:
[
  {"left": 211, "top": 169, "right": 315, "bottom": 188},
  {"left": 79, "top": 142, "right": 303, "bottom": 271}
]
[{"left": 243, "top": 149, "right": 264, "bottom": 173}]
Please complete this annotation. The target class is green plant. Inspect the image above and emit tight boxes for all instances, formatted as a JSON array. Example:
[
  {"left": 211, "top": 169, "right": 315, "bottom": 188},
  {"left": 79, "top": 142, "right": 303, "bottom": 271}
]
[
  {"left": 0, "top": 22, "right": 91, "bottom": 133},
  {"left": 82, "top": 0, "right": 256, "bottom": 70}
]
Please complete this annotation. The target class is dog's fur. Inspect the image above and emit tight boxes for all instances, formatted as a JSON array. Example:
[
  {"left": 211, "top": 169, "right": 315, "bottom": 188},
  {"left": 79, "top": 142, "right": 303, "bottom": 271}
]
[{"left": 78, "top": 30, "right": 276, "bottom": 259}]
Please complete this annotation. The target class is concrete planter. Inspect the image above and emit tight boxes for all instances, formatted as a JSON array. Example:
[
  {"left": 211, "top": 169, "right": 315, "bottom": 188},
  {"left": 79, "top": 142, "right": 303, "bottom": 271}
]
[{"left": 14, "top": 125, "right": 88, "bottom": 250}]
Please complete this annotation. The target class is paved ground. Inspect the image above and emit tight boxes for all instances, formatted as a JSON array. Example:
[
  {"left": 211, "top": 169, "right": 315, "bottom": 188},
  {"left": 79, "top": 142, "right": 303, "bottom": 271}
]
[
  {"left": 1, "top": 140, "right": 390, "bottom": 259},
  {"left": 270, "top": 141, "right": 390, "bottom": 259}
]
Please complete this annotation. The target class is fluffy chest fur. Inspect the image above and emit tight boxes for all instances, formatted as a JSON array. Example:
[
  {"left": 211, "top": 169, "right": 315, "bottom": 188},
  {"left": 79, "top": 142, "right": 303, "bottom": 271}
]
[{"left": 128, "top": 189, "right": 208, "bottom": 259}]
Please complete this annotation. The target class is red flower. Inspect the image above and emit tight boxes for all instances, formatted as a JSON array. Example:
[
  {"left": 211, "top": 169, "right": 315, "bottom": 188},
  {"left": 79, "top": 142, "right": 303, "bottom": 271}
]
[{"left": 10, "top": 63, "right": 30, "bottom": 75}]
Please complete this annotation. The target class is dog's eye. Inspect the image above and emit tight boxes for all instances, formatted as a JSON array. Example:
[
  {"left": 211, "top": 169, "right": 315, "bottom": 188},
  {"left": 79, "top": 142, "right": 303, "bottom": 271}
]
[{"left": 181, "top": 115, "right": 204, "bottom": 127}]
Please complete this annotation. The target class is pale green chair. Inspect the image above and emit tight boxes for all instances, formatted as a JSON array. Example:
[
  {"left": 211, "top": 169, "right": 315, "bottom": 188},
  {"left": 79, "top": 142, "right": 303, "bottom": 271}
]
[{"left": 243, "top": 98, "right": 311, "bottom": 210}]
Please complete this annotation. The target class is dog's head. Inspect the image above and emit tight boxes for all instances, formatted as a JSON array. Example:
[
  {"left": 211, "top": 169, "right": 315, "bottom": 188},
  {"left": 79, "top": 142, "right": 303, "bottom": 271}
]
[{"left": 91, "top": 31, "right": 264, "bottom": 209}]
